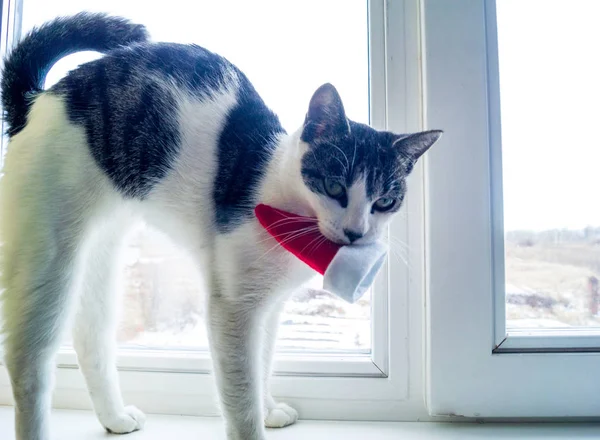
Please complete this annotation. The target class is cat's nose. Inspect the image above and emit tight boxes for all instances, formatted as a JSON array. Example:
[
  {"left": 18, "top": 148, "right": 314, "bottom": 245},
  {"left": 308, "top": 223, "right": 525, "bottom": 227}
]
[{"left": 344, "top": 229, "right": 364, "bottom": 244}]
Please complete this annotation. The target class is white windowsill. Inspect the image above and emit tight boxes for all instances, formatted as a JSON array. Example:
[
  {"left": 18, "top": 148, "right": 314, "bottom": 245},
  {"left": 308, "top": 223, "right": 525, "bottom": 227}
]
[{"left": 1, "top": 407, "right": 597, "bottom": 439}]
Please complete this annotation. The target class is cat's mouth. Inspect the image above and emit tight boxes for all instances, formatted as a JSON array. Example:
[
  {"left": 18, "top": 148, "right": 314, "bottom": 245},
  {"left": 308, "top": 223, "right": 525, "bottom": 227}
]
[
  {"left": 321, "top": 225, "right": 376, "bottom": 246},
  {"left": 319, "top": 224, "right": 351, "bottom": 246}
]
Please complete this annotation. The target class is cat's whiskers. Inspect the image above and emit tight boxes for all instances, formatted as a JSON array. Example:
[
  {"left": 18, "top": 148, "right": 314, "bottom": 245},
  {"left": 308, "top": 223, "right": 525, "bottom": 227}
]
[
  {"left": 275, "top": 226, "right": 321, "bottom": 247},
  {"left": 350, "top": 138, "right": 357, "bottom": 175},
  {"left": 322, "top": 140, "right": 349, "bottom": 173},
  {"left": 310, "top": 149, "right": 319, "bottom": 170},
  {"left": 300, "top": 233, "right": 328, "bottom": 256},
  {"left": 331, "top": 155, "right": 348, "bottom": 174},
  {"left": 389, "top": 235, "right": 410, "bottom": 251},
  {"left": 330, "top": 144, "right": 350, "bottom": 170},
  {"left": 306, "top": 235, "right": 329, "bottom": 257},
  {"left": 255, "top": 224, "right": 320, "bottom": 245},
  {"left": 254, "top": 219, "right": 319, "bottom": 245},
  {"left": 390, "top": 247, "right": 410, "bottom": 269},
  {"left": 255, "top": 226, "right": 321, "bottom": 261},
  {"left": 388, "top": 236, "right": 411, "bottom": 269},
  {"left": 267, "top": 216, "right": 317, "bottom": 229},
  {"left": 382, "top": 166, "right": 402, "bottom": 190}
]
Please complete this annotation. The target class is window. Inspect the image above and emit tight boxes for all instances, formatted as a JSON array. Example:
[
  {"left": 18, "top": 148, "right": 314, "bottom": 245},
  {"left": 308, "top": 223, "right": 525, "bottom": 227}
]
[
  {"left": 497, "top": 0, "right": 600, "bottom": 332},
  {"left": 426, "top": 0, "right": 600, "bottom": 417},
  {"left": 0, "top": 0, "right": 426, "bottom": 420},
  {"left": 5, "top": 0, "right": 596, "bottom": 423},
  {"left": 24, "top": 0, "right": 371, "bottom": 354}
]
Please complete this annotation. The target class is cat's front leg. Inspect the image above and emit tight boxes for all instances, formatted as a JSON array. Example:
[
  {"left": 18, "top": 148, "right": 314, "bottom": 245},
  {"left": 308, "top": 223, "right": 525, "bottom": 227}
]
[
  {"left": 262, "top": 300, "right": 298, "bottom": 428},
  {"left": 207, "top": 292, "right": 268, "bottom": 440}
]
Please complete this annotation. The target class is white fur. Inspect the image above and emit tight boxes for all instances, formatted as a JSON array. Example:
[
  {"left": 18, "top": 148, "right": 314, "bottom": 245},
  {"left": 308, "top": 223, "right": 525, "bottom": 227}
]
[{"left": 0, "top": 80, "right": 391, "bottom": 440}]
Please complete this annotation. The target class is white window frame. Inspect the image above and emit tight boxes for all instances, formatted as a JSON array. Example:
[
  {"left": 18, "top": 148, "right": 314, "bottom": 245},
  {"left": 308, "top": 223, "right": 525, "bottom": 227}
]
[
  {"left": 424, "top": 0, "right": 600, "bottom": 418},
  {"left": 0, "top": 0, "right": 436, "bottom": 420}
]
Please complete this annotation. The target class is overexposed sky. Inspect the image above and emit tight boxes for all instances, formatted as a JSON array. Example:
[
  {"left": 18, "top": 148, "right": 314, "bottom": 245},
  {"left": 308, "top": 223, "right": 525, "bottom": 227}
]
[
  {"left": 497, "top": 0, "right": 600, "bottom": 230},
  {"left": 21, "top": 0, "right": 600, "bottom": 232}
]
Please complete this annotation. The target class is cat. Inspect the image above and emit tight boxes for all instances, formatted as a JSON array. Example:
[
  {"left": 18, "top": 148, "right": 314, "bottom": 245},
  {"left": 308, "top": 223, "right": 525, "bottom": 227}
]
[{"left": 0, "top": 12, "right": 441, "bottom": 440}]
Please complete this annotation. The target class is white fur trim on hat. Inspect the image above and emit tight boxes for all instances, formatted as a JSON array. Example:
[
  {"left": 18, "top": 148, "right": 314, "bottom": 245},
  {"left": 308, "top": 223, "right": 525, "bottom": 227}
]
[{"left": 322, "top": 241, "right": 388, "bottom": 303}]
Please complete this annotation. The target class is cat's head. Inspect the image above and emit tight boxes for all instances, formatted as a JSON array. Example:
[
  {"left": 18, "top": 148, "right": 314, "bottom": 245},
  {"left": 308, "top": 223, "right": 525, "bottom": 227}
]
[{"left": 299, "top": 83, "right": 442, "bottom": 245}]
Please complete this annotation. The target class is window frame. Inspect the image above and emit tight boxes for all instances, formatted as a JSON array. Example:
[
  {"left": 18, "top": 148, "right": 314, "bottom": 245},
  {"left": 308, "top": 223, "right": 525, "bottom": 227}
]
[
  {"left": 424, "top": 0, "right": 600, "bottom": 418},
  {"left": 0, "top": 0, "right": 435, "bottom": 420},
  {"left": 490, "top": 0, "right": 600, "bottom": 354}
]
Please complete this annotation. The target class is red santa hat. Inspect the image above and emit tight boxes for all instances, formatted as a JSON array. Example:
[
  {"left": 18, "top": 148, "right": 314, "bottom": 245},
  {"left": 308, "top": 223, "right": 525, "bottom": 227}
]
[{"left": 255, "top": 204, "right": 387, "bottom": 303}]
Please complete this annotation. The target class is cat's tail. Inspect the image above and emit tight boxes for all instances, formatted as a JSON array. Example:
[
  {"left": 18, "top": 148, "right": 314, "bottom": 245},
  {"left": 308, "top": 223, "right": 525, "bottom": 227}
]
[{"left": 1, "top": 12, "right": 149, "bottom": 136}]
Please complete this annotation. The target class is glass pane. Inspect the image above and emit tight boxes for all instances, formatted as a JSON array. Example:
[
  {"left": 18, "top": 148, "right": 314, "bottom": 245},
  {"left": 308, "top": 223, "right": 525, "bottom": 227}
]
[
  {"left": 497, "top": 0, "right": 600, "bottom": 329},
  {"left": 21, "top": 0, "right": 370, "bottom": 352}
]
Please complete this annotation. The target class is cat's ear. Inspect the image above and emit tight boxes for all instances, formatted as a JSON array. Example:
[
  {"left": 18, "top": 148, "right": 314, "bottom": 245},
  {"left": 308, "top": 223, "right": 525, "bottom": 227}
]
[
  {"left": 393, "top": 130, "right": 443, "bottom": 160},
  {"left": 301, "top": 83, "right": 350, "bottom": 143},
  {"left": 393, "top": 130, "right": 443, "bottom": 172}
]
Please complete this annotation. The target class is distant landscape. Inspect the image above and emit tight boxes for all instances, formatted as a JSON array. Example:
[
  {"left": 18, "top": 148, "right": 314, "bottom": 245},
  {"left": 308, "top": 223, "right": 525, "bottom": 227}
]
[
  {"left": 505, "top": 227, "right": 600, "bottom": 328},
  {"left": 117, "top": 225, "right": 371, "bottom": 352},
  {"left": 114, "top": 224, "right": 600, "bottom": 352}
]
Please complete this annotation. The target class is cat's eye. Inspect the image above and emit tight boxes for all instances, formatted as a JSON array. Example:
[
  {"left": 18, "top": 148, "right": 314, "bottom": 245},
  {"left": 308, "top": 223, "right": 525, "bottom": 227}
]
[
  {"left": 373, "top": 197, "right": 397, "bottom": 212},
  {"left": 323, "top": 178, "right": 345, "bottom": 199}
]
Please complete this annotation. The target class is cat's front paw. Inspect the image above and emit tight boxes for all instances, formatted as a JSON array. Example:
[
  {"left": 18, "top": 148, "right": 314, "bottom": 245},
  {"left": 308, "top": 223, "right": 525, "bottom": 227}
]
[
  {"left": 264, "top": 402, "right": 298, "bottom": 428},
  {"left": 102, "top": 405, "right": 146, "bottom": 434}
]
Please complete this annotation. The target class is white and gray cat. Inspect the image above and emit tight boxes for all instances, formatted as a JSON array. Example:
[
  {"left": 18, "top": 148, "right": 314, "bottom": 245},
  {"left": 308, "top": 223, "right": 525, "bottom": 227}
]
[{"left": 0, "top": 13, "right": 441, "bottom": 440}]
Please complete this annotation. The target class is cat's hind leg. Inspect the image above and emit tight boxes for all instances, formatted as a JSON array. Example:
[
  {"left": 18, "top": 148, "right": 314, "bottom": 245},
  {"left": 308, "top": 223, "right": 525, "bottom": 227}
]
[
  {"left": 0, "top": 92, "right": 130, "bottom": 440},
  {"left": 71, "top": 209, "right": 146, "bottom": 434},
  {"left": 1, "top": 226, "right": 82, "bottom": 440},
  {"left": 0, "top": 159, "right": 94, "bottom": 440}
]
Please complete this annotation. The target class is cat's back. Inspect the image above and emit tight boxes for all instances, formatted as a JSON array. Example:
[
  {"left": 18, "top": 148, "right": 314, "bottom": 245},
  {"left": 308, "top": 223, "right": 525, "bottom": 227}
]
[
  {"left": 53, "top": 42, "right": 237, "bottom": 102},
  {"left": 46, "top": 40, "right": 284, "bottom": 235},
  {"left": 46, "top": 42, "right": 236, "bottom": 198},
  {"left": 49, "top": 42, "right": 282, "bottom": 205}
]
